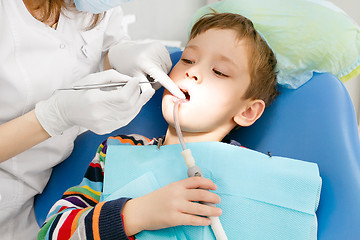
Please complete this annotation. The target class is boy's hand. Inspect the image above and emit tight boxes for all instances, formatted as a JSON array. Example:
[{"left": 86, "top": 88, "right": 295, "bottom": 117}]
[{"left": 122, "top": 177, "right": 222, "bottom": 236}]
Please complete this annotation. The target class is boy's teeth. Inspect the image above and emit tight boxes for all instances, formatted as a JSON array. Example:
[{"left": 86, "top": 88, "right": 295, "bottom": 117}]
[
  {"left": 181, "top": 89, "right": 190, "bottom": 100},
  {"left": 185, "top": 92, "right": 190, "bottom": 100}
]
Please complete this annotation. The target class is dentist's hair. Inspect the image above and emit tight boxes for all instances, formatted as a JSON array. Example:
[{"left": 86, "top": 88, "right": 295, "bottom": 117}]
[
  {"left": 30, "top": 0, "right": 104, "bottom": 30},
  {"left": 190, "top": 12, "right": 278, "bottom": 106}
]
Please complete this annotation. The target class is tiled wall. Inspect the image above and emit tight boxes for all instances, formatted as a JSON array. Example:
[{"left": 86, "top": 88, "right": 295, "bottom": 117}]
[{"left": 121, "top": 0, "right": 207, "bottom": 47}]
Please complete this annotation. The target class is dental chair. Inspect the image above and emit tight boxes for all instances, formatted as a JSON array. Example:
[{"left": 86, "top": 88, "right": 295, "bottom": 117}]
[{"left": 34, "top": 51, "right": 360, "bottom": 240}]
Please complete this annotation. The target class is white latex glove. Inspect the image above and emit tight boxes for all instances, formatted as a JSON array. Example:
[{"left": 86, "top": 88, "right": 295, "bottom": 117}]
[
  {"left": 35, "top": 70, "right": 154, "bottom": 136},
  {"left": 108, "top": 41, "right": 185, "bottom": 99}
]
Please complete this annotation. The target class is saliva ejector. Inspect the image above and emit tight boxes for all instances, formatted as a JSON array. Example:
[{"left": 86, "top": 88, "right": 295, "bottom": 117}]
[{"left": 173, "top": 99, "right": 228, "bottom": 240}]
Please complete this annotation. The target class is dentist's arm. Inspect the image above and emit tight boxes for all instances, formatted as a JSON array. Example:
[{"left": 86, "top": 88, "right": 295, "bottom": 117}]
[
  {"left": 35, "top": 70, "right": 154, "bottom": 137},
  {"left": 0, "top": 70, "right": 154, "bottom": 163},
  {"left": 0, "top": 110, "right": 50, "bottom": 163}
]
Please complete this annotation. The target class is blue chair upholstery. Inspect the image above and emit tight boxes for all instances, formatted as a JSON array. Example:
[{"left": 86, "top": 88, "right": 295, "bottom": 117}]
[{"left": 34, "top": 51, "right": 360, "bottom": 240}]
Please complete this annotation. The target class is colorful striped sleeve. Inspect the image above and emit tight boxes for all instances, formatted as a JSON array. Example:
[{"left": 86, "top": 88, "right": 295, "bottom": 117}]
[{"left": 38, "top": 134, "right": 152, "bottom": 240}]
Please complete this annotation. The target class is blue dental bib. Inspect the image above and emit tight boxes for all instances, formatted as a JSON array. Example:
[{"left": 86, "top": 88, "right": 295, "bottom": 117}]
[{"left": 101, "top": 139, "right": 321, "bottom": 240}]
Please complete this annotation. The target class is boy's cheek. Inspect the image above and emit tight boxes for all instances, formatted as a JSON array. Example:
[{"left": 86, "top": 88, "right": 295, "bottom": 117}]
[
  {"left": 168, "top": 65, "right": 184, "bottom": 82},
  {"left": 161, "top": 94, "right": 173, "bottom": 117},
  {"left": 162, "top": 89, "right": 170, "bottom": 98}
]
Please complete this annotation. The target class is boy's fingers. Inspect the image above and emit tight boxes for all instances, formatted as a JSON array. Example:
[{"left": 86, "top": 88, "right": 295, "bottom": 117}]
[
  {"left": 182, "top": 177, "right": 217, "bottom": 191},
  {"left": 182, "top": 201, "right": 222, "bottom": 218},
  {"left": 186, "top": 189, "right": 221, "bottom": 204},
  {"left": 178, "top": 213, "right": 212, "bottom": 226}
]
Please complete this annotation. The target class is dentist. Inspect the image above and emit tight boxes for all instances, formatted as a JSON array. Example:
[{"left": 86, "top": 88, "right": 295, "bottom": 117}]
[{"left": 0, "top": 0, "right": 184, "bottom": 239}]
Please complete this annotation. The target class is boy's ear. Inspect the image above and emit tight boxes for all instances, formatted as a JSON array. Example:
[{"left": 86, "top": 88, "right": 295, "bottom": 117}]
[{"left": 233, "top": 99, "right": 265, "bottom": 127}]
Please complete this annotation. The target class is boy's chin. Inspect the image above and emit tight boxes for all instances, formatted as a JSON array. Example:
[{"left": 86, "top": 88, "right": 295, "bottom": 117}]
[{"left": 168, "top": 123, "right": 199, "bottom": 134}]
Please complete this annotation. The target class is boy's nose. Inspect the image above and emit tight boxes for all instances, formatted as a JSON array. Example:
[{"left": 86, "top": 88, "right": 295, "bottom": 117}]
[{"left": 185, "top": 72, "right": 200, "bottom": 82}]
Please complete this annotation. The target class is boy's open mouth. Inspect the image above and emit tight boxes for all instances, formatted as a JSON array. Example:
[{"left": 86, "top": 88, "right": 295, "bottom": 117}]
[{"left": 181, "top": 89, "right": 190, "bottom": 101}]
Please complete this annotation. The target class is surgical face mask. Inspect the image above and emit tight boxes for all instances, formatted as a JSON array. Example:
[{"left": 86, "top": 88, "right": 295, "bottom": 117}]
[{"left": 74, "top": 0, "right": 132, "bottom": 14}]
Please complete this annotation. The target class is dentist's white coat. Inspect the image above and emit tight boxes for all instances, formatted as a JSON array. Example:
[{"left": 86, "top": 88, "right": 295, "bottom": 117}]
[{"left": 0, "top": 1, "right": 129, "bottom": 239}]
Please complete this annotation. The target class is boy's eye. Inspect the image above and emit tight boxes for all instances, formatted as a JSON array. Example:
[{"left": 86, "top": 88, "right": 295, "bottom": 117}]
[
  {"left": 181, "top": 58, "right": 194, "bottom": 64},
  {"left": 213, "top": 69, "right": 229, "bottom": 77}
]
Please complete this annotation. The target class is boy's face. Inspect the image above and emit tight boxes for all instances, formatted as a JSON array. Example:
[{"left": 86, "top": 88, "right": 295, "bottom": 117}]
[{"left": 162, "top": 28, "right": 256, "bottom": 138}]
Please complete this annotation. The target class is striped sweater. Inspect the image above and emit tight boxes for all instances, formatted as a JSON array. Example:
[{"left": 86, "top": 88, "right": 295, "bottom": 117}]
[
  {"left": 38, "top": 134, "right": 241, "bottom": 240},
  {"left": 38, "top": 134, "right": 153, "bottom": 240}
]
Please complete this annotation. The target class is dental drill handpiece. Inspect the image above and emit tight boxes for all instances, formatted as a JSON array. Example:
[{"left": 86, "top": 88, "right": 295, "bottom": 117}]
[{"left": 173, "top": 99, "right": 228, "bottom": 240}]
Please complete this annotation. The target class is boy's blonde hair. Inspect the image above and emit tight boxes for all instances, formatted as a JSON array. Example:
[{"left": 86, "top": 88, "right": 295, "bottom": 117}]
[{"left": 190, "top": 12, "right": 278, "bottom": 106}]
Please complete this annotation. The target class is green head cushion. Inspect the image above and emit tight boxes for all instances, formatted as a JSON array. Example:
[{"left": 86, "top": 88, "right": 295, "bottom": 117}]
[{"left": 190, "top": 0, "right": 360, "bottom": 88}]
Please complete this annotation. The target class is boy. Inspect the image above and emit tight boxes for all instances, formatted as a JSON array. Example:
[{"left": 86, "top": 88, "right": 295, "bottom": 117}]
[{"left": 38, "top": 12, "right": 277, "bottom": 239}]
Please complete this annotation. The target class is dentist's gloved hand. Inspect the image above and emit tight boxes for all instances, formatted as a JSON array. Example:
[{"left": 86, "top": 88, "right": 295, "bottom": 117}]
[
  {"left": 108, "top": 41, "right": 185, "bottom": 99},
  {"left": 35, "top": 70, "right": 154, "bottom": 136}
]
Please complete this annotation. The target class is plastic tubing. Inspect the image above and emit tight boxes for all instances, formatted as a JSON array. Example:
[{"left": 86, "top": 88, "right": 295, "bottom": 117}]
[
  {"left": 173, "top": 98, "right": 228, "bottom": 240},
  {"left": 173, "top": 99, "right": 188, "bottom": 151}
]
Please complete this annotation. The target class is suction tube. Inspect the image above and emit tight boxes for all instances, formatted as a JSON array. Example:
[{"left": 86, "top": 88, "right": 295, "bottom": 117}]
[
  {"left": 173, "top": 99, "right": 228, "bottom": 240},
  {"left": 173, "top": 99, "right": 188, "bottom": 151}
]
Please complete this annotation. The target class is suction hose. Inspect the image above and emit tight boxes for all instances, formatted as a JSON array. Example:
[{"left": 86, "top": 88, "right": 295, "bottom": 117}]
[{"left": 173, "top": 99, "right": 228, "bottom": 240}]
